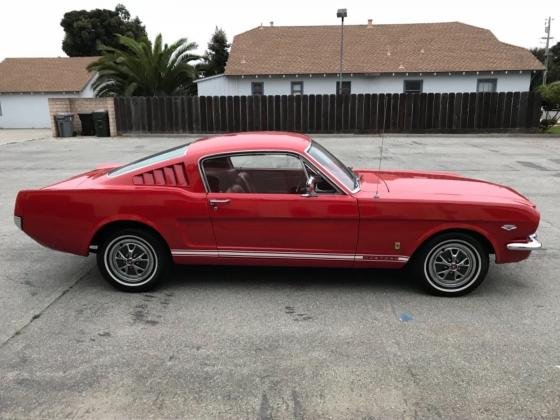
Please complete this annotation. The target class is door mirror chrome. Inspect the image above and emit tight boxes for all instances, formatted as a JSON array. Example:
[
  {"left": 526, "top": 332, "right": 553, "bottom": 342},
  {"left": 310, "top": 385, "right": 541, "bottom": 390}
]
[{"left": 302, "top": 176, "right": 320, "bottom": 197}]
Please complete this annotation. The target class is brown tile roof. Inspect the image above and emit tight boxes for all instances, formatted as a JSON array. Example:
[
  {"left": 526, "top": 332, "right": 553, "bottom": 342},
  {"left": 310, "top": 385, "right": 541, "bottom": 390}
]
[
  {"left": 0, "top": 57, "right": 98, "bottom": 93},
  {"left": 225, "top": 22, "right": 544, "bottom": 75}
]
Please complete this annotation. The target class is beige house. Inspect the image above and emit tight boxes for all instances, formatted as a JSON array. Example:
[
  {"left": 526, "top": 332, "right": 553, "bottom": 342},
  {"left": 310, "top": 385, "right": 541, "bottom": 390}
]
[{"left": 195, "top": 21, "right": 544, "bottom": 96}]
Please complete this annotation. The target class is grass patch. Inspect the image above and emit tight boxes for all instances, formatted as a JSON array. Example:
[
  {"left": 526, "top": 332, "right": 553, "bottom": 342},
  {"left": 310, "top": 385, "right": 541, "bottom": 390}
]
[{"left": 546, "top": 126, "right": 560, "bottom": 134}]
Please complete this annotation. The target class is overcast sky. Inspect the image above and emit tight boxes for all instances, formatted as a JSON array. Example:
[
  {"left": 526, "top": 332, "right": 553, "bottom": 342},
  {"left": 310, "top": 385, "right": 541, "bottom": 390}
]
[{"left": 0, "top": 0, "right": 558, "bottom": 61}]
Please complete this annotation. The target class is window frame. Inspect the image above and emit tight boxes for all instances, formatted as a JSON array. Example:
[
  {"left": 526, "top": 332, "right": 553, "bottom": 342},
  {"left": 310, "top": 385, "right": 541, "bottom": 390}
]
[
  {"left": 336, "top": 81, "right": 351, "bottom": 95},
  {"left": 251, "top": 82, "right": 264, "bottom": 96},
  {"left": 199, "top": 150, "right": 343, "bottom": 195},
  {"left": 107, "top": 143, "right": 190, "bottom": 177},
  {"left": 305, "top": 141, "right": 358, "bottom": 192},
  {"left": 476, "top": 78, "right": 497, "bottom": 93},
  {"left": 291, "top": 81, "right": 304, "bottom": 95},
  {"left": 403, "top": 79, "right": 423, "bottom": 94}
]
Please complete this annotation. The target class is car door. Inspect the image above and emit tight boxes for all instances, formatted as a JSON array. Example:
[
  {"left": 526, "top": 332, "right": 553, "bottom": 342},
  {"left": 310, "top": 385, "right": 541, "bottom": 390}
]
[{"left": 202, "top": 152, "right": 359, "bottom": 265}]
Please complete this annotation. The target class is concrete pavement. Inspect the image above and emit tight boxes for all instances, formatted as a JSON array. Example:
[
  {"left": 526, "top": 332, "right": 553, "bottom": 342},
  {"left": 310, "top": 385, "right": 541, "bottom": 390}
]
[
  {"left": 1, "top": 134, "right": 559, "bottom": 418},
  {"left": 0, "top": 129, "right": 51, "bottom": 145}
]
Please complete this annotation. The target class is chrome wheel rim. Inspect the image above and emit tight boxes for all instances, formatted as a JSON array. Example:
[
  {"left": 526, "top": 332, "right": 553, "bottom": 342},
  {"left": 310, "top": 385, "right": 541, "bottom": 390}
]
[
  {"left": 105, "top": 236, "right": 157, "bottom": 285},
  {"left": 425, "top": 240, "right": 480, "bottom": 290}
]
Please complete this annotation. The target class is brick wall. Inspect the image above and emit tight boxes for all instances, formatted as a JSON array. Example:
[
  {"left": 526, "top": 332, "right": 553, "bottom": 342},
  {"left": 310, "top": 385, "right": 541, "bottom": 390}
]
[{"left": 48, "top": 97, "right": 117, "bottom": 137}]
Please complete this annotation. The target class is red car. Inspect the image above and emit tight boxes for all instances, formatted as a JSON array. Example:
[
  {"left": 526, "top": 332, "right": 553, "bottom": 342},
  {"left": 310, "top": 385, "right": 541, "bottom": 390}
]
[{"left": 14, "top": 132, "right": 541, "bottom": 295}]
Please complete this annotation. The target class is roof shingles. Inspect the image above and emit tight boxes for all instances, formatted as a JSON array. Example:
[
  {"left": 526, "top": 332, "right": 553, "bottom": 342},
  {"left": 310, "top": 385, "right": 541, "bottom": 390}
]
[
  {"left": 0, "top": 57, "right": 97, "bottom": 93},
  {"left": 225, "top": 22, "right": 543, "bottom": 75}
]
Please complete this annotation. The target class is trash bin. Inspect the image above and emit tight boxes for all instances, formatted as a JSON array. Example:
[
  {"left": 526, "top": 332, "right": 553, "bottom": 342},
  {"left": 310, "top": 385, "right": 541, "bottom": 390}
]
[
  {"left": 92, "top": 110, "right": 110, "bottom": 137},
  {"left": 78, "top": 112, "right": 95, "bottom": 136},
  {"left": 55, "top": 113, "right": 74, "bottom": 137}
]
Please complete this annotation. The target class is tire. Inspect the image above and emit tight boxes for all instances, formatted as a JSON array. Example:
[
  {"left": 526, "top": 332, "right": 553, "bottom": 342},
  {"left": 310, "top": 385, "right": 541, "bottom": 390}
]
[
  {"left": 97, "top": 228, "right": 171, "bottom": 292},
  {"left": 412, "top": 232, "right": 489, "bottom": 296}
]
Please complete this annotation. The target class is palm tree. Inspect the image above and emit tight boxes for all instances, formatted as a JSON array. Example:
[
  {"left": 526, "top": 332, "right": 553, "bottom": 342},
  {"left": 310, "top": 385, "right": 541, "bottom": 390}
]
[{"left": 88, "top": 34, "right": 199, "bottom": 96}]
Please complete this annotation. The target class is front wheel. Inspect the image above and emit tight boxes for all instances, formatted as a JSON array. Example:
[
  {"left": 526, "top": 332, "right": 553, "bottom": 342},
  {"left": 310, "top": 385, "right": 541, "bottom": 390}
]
[
  {"left": 97, "top": 228, "right": 171, "bottom": 292},
  {"left": 412, "top": 232, "right": 489, "bottom": 296}
]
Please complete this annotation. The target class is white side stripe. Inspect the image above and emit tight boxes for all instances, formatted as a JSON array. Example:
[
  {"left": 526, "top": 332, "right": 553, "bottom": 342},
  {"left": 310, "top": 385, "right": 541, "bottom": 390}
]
[
  {"left": 220, "top": 251, "right": 354, "bottom": 260},
  {"left": 172, "top": 250, "right": 219, "bottom": 257},
  {"left": 171, "top": 249, "right": 409, "bottom": 262}
]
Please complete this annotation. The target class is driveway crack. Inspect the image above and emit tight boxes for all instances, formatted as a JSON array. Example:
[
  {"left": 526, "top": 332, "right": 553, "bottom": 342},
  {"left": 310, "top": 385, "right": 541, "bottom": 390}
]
[{"left": 0, "top": 266, "right": 93, "bottom": 348}]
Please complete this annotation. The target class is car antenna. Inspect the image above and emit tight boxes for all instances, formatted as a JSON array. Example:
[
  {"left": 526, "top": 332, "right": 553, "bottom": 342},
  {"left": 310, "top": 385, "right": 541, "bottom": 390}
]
[{"left": 374, "top": 95, "right": 388, "bottom": 199}]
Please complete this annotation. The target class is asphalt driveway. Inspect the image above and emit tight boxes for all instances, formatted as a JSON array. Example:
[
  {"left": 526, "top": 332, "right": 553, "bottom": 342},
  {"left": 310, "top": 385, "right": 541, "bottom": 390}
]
[{"left": 1, "top": 134, "right": 559, "bottom": 418}]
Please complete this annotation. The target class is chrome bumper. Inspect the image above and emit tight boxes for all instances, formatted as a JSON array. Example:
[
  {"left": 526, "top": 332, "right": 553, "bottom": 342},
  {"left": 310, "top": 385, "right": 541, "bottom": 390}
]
[{"left": 507, "top": 234, "right": 542, "bottom": 251}]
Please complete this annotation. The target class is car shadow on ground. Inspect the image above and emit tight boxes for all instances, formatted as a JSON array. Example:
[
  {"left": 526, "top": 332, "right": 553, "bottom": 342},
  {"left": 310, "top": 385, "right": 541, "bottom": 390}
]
[
  {"left": 81, "top": 258, "right": 519, "bottom": 298},
  {"left": 160, "top": 264, "right": 423, "bottom": 294}
]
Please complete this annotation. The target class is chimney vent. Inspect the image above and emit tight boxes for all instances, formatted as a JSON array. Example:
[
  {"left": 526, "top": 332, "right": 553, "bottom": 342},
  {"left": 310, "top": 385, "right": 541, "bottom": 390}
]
[{"left": 367, "top": 19, "right": 373, "bottom": 28}]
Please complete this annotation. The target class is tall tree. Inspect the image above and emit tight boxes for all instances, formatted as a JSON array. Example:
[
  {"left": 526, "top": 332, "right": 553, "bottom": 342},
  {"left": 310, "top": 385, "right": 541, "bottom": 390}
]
[
  {"left": 87, "top": 34, "right": 199, "bottom": 96},
  {"left": 198, "top": 27, "right": 230, "bottom": 76},
  {"left": 61, "top": 4, "right": 147, "bottom": 57},
  {"left": 530, "top": 41, "right": 560, "bottom": 88}
]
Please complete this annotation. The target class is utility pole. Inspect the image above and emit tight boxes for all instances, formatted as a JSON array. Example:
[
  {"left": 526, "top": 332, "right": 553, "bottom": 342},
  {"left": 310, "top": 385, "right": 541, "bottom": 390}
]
[
  {"left": 337, "top": 8, "right": 347, "bottom": 94},
  {"left": 542, "top": 16, "right": 553, "bottom": 85}
]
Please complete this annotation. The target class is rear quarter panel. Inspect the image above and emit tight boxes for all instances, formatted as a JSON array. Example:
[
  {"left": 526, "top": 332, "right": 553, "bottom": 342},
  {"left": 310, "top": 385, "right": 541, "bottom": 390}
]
[{"left": 16, "top": 187, "right": 213, "bottom": 256}]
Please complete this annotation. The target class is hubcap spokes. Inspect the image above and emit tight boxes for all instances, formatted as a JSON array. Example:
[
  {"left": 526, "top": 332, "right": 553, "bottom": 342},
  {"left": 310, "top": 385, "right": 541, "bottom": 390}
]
[
  {"left": 428, "top": 243, "right": 477, "bottom": 289},
  {"left": 108, "top": 237, "right": 155, "bottom": 284}
]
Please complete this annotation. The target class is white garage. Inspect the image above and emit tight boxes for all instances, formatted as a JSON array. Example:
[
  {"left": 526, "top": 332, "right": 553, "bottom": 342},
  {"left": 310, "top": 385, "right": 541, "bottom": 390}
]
[{"left": 0, "top": 57, "right": 97, "bottom": 129}]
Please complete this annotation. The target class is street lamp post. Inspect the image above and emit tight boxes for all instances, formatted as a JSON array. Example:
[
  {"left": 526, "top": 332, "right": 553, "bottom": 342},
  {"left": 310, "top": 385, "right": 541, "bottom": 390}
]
[{"left": 337, "top": 8, "right": 347, "bottom": 94}]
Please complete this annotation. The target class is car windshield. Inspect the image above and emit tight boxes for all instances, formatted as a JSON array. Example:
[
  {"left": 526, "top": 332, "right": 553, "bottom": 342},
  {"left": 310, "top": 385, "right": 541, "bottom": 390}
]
[
  {"left": 108, "top": 144, "right": 190, "bottom": 177},
  {"left": 307, "top": 141, "right": 357, "bottom": 191}
]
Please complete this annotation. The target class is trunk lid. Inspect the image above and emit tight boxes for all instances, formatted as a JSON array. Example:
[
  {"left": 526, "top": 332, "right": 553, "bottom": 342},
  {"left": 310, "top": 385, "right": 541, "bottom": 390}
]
[{"left": 43, "top": 164, "right": 120, "bottom": 190}]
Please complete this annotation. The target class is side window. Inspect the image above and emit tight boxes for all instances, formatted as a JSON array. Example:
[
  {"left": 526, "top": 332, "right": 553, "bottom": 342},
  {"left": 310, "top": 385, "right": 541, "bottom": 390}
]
[
  {"left": 203, "top": 153, "right": 308, "bottom": 194},
  {"left": 251, "top": 82, "right": 264, "bottom": 95},
  {"left": 230, "top": 154, "right": 302, "bottom": 169},
  {"left": 291, "top": 81, "right": 303, "bottom": 95},
  {"left": 336, "top": 81, "right": 351, "bottom": 95},
  {"left": 404, "top": 80, "right": 423, "bottom": 93},
  {"left": 477, "top": 78, "right": 497, "bottom": 92},
  {"left": 304, "top": 164, "right": 339, "bottom": 194}
]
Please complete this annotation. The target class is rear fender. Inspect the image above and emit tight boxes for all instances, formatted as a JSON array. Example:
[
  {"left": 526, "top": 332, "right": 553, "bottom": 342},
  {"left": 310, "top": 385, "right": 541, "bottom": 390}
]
[{"left": 85, "top": 215, "right": 163, "bottom": 254}]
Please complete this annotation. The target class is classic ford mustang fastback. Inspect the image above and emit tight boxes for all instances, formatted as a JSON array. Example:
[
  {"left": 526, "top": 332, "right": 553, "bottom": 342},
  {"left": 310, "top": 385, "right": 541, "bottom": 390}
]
[{"left": 14, "top": 132, "right": 541, "bottom": 295}]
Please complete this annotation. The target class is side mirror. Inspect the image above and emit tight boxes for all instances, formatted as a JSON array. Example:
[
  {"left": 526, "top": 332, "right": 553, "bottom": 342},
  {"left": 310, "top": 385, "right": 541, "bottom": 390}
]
[{"left": 303, "top": 176, "right": 320, "bottom": 197}]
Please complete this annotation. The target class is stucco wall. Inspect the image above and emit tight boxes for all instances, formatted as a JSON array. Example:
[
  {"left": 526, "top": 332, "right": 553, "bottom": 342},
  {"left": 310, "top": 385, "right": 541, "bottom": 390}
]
[
  {"left": 196, "top": 72, "right": 532, "bottom": 96},
  {"left": 0, "top": 93, "right": 82, "bottom": 128},
  {"left": 0, "top": 77, "right": 96, "bottom": 129}
]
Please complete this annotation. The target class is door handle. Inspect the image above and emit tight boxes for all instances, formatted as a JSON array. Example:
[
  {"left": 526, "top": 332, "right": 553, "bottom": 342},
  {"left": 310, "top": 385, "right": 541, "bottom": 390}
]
[{"left": 209, "top": 199, "right": 231, "bottom": 208}]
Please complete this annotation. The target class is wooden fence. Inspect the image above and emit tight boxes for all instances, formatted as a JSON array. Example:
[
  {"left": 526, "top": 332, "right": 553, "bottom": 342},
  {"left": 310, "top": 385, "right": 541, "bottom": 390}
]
[{"left": 115, "top": 92, "right": 541, "bottom": 135}]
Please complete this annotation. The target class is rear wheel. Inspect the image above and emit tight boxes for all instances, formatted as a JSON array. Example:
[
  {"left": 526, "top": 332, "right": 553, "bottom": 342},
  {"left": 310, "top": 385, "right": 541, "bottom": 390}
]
[
  {"left": 97, "top": 228, "right": 170, "bottom": 292},
  {"left": 412, "top": 232, "right": 489, "bottom": 296}
]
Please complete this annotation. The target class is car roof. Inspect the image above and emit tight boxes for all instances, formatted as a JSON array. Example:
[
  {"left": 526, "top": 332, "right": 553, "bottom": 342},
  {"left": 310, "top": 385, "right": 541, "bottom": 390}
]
[{"left": 187, "top": 132, "right": 312, "bottom": 161}]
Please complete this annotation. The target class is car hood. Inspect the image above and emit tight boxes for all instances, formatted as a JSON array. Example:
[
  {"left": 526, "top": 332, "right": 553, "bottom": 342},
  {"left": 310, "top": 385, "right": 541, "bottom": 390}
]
[{"left": 357, "top": 170, "right": 535, "bottom": 207}]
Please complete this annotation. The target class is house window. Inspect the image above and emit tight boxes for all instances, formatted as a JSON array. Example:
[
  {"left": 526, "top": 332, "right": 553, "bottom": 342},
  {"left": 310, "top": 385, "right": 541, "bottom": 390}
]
[
  {"left": 291, "top": 81, "right": 304, "bottom": 95},
  {"left": 251, "top": 82, "right": 264, "bottom": 95},
  {"left": 403, "top": 80, "right": 423, "bottom": 93},
  {"left": 336, "top": 81, "right": 351, "bottom": 95},
  {"left": 477, "top": 78, "right": 497, "bottom": 93}
]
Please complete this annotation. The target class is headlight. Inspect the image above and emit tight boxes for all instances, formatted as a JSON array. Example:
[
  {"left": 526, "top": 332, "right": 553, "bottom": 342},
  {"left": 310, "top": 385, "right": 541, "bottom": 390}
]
[{"left": 14, "top": 216, "right": 22, "bottom": 230}]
